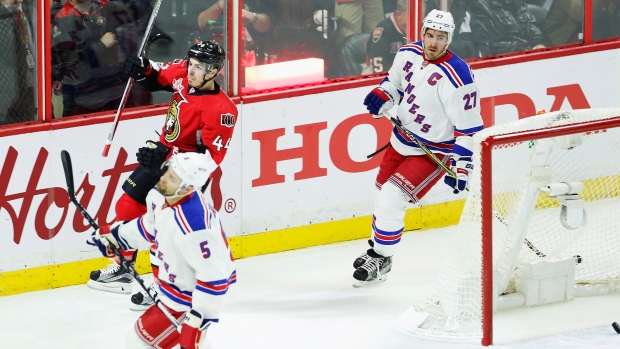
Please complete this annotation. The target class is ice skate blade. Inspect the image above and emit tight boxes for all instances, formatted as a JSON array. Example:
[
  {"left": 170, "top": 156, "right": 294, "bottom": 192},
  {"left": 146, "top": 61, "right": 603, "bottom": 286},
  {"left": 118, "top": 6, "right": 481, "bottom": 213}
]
[
  {"left": 129, "top": 303, "right": 151, "bottom": 311},
  {"left": 87, "top": 280, "right": 133, "bottom": 294},
  {"left": 352, "top": 274, "right": 389, "bottom": 288}
]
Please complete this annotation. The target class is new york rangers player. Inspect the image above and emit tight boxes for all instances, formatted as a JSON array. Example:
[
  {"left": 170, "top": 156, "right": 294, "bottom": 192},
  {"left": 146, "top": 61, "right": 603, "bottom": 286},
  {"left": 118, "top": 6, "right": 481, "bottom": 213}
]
[
  {"left": 352, "top": 9, "right": 484, "bottom": 286},
  {"left": 90, "top": 152, "right": 236, "bottom": 349},
  {"left": 87, "top": 40, "right": 238, "bottom": 303}
]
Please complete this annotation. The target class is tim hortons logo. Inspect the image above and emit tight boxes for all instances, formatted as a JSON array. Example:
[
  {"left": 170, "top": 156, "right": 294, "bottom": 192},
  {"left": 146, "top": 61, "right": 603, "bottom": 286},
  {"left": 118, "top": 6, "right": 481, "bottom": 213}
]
[
  {"left": 251, "top": 83, "right": 591, "bottom": 187},
  {"left": 1, "top": 147, "right": 224, "bottom": 245}
]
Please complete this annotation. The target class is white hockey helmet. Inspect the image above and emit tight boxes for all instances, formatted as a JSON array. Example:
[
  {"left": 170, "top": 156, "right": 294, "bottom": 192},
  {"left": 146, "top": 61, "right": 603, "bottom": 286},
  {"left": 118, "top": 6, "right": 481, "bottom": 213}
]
[
  {"left": 167, "top": 152, "right": 217, "bottom": 191},
  {"left": 421, "top": 9, "right": 455, "bottom": 46}
]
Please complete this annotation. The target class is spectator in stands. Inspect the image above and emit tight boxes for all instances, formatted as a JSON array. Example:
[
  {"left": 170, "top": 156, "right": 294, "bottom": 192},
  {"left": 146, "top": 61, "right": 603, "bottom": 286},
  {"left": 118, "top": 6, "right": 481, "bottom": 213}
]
[
  {"left": 198, "top": 0, "right": 276, "bottom": 66},
  {"left": 52, "top": 0, "right": 151, "bottom": 117},
  {"left": 424, "top": 0, "right": 478, "bottom": 59},
  {"left": 469, "top": 0, "right": 546, "bottom": 57},
  {"left": 335, "top": 0, "right": 384, "bottom": 45},
  {"left": 544, "top": 0, "right": 586, "bottom": 46},
  {"left": 593, "top": 0, "right": 620, "bottom": 40},
  {"left": 0, "top": 0, "right": 36, "bottom": 125},
  {"left": 362, "top": 0, "right": 407, "bottom": 74},
  {"left": 314, "top": 0, "right": 384, "bottom": 45}
]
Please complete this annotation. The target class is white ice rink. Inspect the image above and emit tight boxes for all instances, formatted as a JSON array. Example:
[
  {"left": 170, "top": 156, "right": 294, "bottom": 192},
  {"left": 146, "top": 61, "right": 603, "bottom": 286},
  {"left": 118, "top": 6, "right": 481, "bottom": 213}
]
[{"left": 1, "top": 226, "right": 619, "bottom": 349}]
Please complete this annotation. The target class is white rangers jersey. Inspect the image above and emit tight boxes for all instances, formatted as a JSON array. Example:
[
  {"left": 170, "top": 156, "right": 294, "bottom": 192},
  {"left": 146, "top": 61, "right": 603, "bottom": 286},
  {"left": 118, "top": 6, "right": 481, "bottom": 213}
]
[
  {"left": 380, "top": 41, "right": 484, "bottom": 158},
  {"left": 116, "top": 189, "right": 236, "bottom": 325}
]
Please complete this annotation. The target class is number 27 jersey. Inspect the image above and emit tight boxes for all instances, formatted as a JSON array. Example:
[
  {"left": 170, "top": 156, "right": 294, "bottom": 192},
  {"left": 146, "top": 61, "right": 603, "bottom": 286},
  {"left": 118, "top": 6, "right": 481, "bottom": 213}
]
[{"left": 382, "top": 41, "right": 484, "bottom": 157}]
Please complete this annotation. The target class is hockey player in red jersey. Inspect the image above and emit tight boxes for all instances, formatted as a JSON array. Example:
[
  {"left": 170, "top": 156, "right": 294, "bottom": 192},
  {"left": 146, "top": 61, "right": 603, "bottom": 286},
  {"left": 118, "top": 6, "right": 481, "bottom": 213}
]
[
  {"left": 89, "top": 152, "right": 236, "bottom": 349},
  {"left": 87, "top": 40, "right": 238, "bottom": 306}
]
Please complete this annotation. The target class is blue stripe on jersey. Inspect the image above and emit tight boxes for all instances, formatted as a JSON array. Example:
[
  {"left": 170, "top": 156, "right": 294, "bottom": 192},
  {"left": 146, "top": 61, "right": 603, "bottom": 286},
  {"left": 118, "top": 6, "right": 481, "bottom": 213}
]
[
  {"left": 437, "top": 57, "right": 474, "bottom": 89},
  {"left": 172, "top": 193, "right": 208, "bottom": 235},
  {"left": 436, "top": 64, "right": 460, "bottom": 88},
  {"left": 446, "top": 56, "right": 474, "bottom": 85},
  {"left": 136, "top": 216, "right": 155, "bottom": 242},
  {"left": 453, "top": 143, "right": 473, "bottom": 157},
  {"left": 195, "top": 271, "right": 237, "bottom": 296},
  {"left": 455, "top": 125, "right": 484, "bottom": 135},
  {"left": 158, "top": 282, "right": 193, "bottom": 307}
]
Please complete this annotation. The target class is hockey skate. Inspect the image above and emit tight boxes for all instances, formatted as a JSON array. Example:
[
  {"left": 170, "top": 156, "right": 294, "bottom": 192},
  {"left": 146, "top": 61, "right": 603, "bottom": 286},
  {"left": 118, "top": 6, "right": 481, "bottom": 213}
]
[
  {"left": 353, "top": 239, "right": 375, "bottom": 269},
  {"left": 130, "top": 282, "right": 158, "bottom": 311},
  {"left": 352, "top": 248, "right": 392, "bottom": 288},
  {"left": 87, "top": 261, "right": 134, "bottom": 294}
]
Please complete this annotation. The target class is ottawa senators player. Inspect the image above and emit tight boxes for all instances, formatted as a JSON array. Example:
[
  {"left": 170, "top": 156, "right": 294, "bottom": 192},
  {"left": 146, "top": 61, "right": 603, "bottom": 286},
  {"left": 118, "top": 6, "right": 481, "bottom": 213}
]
[{"left": 86, "top": 41, "right": 238, "bottom": 307}]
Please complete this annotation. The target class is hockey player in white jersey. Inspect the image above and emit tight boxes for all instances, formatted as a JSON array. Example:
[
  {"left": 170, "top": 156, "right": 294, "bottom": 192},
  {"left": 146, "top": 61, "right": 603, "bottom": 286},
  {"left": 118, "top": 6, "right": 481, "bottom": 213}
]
[
  {"left": 352, "top": 9, "right": 484, "bottom": 286},
  {"left": 89, "top": 152, "right": 236, "bottom": 349}
]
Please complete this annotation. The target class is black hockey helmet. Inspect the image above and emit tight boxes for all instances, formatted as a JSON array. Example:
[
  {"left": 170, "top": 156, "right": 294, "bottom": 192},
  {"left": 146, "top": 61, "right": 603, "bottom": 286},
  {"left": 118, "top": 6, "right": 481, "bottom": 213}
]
[{"left": 187, "top": 40, "right": 225, "bottom": 71}]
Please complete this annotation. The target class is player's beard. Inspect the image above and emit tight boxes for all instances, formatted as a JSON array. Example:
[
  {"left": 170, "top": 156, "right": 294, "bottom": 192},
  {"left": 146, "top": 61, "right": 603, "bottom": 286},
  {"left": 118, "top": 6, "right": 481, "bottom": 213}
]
[
  {"left": 156, "top": 181, "right": 175, "bottom": 196},
  {"left": 424, "top": 45, "right": 445, "bottom": 61}
]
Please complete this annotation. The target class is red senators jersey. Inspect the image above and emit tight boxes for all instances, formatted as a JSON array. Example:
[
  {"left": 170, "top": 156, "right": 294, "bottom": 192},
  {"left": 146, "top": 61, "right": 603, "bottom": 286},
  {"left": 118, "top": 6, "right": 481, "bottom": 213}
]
[{"left": 154, "top": 60, "right": 238, "bottom": 165}]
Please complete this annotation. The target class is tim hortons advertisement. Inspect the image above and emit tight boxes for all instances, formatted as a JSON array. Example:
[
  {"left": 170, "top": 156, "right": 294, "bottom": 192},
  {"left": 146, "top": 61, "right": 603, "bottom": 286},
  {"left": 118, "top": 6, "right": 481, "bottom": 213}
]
[{"left": 0, "top": 48, "right": 618, "bottom": 272}]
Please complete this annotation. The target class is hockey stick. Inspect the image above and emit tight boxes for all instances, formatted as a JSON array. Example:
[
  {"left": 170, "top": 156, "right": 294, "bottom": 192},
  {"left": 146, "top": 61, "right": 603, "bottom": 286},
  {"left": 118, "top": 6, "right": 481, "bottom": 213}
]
[
  {"left": 102, "top": 0, "right": 164, "bottom": 157},
  {"left": 380, "top": 111, "right": 546, "bottom": 258},
  {"left": 613, "top": 322, "right": 620, "bottom": 334},
  {"left": 60, "top": 150, "right": 181, "bottom": 329}
]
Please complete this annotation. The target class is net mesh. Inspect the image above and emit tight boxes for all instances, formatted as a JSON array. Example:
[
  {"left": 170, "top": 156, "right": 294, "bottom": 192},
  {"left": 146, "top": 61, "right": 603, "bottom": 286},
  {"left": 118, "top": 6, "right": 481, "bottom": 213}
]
[{"left": 411, "top": 108, "right": 620, "bottom": 339}]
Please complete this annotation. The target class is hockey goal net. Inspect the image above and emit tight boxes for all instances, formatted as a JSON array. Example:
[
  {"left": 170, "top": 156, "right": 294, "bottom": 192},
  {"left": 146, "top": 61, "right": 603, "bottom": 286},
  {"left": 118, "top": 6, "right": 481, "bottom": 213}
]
[{"left": 399, "top": 108, "right": 620, "bottom": 345}]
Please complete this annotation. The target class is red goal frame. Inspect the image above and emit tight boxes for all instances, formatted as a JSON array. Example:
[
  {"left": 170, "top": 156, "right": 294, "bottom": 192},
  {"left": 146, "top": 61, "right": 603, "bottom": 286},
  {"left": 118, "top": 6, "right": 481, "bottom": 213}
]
[{"left": 479, "top": 115, "right": 620, "bottom": 346}]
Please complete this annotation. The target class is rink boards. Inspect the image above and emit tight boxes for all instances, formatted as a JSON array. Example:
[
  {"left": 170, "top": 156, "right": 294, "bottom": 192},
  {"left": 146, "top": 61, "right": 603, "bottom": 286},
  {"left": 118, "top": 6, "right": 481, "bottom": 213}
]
[{"left": 0, "top": 47, "right": 618, "bottom": 295}]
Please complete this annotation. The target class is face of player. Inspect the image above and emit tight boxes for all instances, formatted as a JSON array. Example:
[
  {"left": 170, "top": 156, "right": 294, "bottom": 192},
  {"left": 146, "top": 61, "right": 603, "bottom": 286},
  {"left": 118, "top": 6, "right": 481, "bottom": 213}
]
[
  {"left": 156, "top": 166, "right": 184, "bottom": 196},
  {"left": 187, "top": 58, "right": 217, "bottom": 89},
  {"left": 423, "top": 29, "right": 449, "bottom": 61}
]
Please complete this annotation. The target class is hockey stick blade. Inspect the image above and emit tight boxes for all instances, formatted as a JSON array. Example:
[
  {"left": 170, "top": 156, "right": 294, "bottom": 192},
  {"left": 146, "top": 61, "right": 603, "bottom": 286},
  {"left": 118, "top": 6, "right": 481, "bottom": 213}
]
[
  {"left": 60, "top": 150, "right": 77, "bottom": 203},
  {"left": 61, "top": 150, "right": 99, "bottom": 230},
  {"left": 60, "top": 150, "right": 180, "bottom": 329},
  {"left": 613, "top": 322, "right": 620, "bottom": 334}
]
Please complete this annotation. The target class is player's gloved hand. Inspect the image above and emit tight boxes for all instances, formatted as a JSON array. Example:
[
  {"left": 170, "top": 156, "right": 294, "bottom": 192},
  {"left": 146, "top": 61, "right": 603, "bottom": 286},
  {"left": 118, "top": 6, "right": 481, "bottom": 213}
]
[
  {"left": 444, "top": 157, "right": 473, "bottom": 194},
  {"left": 179, "top": 309, "right": 210, "bottom": 349},
  {"left": 363, "top": 87, "right": 394, "bottom": 117},
  {"left": 86, "top": 223, "right": 124, "bottom": 258},
  {"left": 124, "top": 55, "right": 150, "bottom": 80},
  {"left": 137, "top": 140, "right": 171, "bottom": 170}
]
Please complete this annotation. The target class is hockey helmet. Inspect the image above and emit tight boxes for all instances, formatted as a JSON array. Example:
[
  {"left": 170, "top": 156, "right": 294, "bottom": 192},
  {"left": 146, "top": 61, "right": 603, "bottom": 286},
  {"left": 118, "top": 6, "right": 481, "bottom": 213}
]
[
  {"left": 167, "top": 152, "right": 217, "bottom": 191},
  {"left": 421, "top": 9, "right": 455, "bottom": 46},
  {"left": 187, "top": 40, "right": 226, "bottom": 71}
]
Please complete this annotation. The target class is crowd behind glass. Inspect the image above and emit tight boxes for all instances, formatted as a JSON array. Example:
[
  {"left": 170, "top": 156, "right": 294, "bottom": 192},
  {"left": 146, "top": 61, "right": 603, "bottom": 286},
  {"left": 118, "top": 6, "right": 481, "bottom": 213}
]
[{"left": 0, "top": 0, "right": 618, "bottom": 124}]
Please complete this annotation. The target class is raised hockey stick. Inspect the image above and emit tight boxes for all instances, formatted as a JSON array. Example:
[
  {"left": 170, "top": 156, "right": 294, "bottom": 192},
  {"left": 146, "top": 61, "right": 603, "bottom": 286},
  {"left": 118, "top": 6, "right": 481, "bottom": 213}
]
[
  {"left": 102, "top": 0, "right": 164, "bottom": 157},
  {"left": 60, "top": 150, "right": 181, "bottom": 329},
  {"left": 380, "top": 111, "right": 546, "bottom": 258}
]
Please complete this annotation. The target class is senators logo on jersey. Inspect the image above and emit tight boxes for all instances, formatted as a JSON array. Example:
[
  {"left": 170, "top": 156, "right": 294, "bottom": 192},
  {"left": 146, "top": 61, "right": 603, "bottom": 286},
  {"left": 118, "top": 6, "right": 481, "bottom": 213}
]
[
  {"left": 164, "top": 100, "right": 181, "bottom": 142},
  {"left": 372, "top": 27, "right": 384, "bottom": 43}
]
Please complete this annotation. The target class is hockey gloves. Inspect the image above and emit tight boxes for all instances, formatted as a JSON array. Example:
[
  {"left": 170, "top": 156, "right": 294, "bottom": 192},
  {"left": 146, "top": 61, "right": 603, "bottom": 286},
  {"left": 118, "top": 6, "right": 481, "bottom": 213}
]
[
  {"left": 363, "top": 87, "right": 394, "bottom": 117},
  {"left": 124, "top": 55, "right": 150, "bottom": 80},
  {"left": 137, "top": 140, "right": 171, "bottom": 171},
  {"left": 179, "top": 309, "right": 210, "bottom": 349},
  {"left": 87, "top": 222, "right": 127, "bottom": 258},
  {"left": 444, "top": 157, "right": 473, "bottom": 194}
]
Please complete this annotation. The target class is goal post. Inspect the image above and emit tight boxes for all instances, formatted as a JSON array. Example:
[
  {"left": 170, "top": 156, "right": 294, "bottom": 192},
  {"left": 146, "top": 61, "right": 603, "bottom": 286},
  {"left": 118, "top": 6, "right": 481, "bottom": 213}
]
[{"left": 397, "top": 108, "right": 620, "bottom": 346}]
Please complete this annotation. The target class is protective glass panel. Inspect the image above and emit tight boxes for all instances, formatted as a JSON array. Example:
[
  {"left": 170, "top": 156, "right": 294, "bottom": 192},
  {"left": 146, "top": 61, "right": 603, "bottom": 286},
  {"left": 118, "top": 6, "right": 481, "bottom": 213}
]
[{"left": 1, "top": 0, "right": 38, "bottom": 124}]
